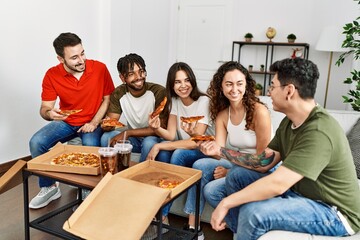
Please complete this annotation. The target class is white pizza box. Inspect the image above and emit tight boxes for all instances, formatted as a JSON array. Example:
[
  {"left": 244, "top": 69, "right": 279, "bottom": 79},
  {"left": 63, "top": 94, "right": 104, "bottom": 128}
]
[
  {"left": 27, "top": 143, "right": 100, "bottom": 175},
  {"left": 63, "top": 161, "right": 202, "bottom": 239}
]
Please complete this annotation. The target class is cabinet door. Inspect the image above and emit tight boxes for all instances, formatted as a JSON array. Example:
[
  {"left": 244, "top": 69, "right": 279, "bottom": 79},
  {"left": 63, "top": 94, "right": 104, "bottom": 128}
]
[{"left": 177, "top": 0, "right": 233, "bottom": 91}]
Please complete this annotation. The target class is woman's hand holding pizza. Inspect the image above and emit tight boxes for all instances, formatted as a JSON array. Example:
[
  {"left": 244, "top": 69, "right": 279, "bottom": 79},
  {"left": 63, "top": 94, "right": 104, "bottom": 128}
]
[
  {"left": 180, "top": 116, "right": 204, "bottom": 136},
  {"left": 180, "top": 121, "right": 197, "bottom": 136}
]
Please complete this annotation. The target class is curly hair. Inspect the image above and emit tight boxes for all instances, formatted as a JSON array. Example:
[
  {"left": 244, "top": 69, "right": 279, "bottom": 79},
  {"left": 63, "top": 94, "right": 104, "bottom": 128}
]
[{"left": 207, "top": 61, "right": 264, "bottom": 130}]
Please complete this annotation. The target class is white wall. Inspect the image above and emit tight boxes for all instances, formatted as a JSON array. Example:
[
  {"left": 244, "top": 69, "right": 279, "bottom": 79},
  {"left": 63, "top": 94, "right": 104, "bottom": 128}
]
[
  {"left": 0, "top": 0, "right": 358, "bottom": 163},
  {"left": 230, "top": 0, "right": 358, "bottom": 110},
  {"left": 0, "top": 0, "right": 105, "bottom": 163}
]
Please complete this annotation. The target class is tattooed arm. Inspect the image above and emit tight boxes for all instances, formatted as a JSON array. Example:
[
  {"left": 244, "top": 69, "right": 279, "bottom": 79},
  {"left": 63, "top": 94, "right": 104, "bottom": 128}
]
[{"left": 220, "top": 147, "right": 280, "bottom": 172}]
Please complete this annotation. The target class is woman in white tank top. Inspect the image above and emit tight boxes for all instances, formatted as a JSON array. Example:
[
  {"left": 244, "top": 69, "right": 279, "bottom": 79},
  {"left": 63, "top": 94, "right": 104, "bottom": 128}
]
[{"left": 182, "top": 61, "right": 273, "bottom": 236}]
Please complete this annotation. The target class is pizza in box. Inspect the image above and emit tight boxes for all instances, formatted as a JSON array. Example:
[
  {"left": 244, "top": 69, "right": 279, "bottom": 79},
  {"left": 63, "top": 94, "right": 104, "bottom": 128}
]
[
  {"left": 51, "top": 152, "right": 100, "bottom": 168},
  {"left": 131, "top": 172, "right": 183, "bottom": 190}
]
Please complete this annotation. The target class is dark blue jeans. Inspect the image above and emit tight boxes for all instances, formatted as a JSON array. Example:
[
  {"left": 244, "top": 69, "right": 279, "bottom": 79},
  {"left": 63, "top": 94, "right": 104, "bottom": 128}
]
[
  {"left": 29, "top": 121, "right": 103, "bottom": 187},
  {"left": 204, "top": 166, "right": 349, "bottom": 239}
]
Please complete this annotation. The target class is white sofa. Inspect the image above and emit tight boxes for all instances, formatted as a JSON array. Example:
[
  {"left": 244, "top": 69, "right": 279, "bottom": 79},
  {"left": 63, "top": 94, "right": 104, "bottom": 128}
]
[
  {"left": 132, "top": 96, "right": 360, "bottom": 239},
  {"left": 70, "top": 97, "right": 359, "bottom": 239},
  {"left": 159, "top": 96, "right": 360, "bottom": 240}
]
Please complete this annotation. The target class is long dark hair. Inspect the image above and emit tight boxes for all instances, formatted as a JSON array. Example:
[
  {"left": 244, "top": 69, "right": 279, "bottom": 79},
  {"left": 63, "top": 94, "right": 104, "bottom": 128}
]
[
  {"left": 207, "top": 61, "right": 264, "bottom": 129},
  {"left": 165, "top": 62, "right": 207, "bottom": 112}
]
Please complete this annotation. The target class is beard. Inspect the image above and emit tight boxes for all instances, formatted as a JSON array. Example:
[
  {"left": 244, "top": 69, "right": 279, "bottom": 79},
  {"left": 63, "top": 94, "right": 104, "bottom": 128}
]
[
  {"left": 127, "top": 78, "right": 145, "bottom": 91},
  {"left": 64, "top": 59, "right": 86, "bottom": 73}
]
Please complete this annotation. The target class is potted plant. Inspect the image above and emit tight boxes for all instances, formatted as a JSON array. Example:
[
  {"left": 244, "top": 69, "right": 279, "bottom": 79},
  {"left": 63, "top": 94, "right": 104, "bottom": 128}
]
[
  {"left": 287, "top": 33, "right": 297, "bottom": 43},
  {"left": 260, "top": 64, "right": 265, "bottom": 72},
  {"left": 244, "top": 33, "right": 253, "bottom": 42},
  {"left": 248, "top": 65, "right": 253, "bottom": 71},
  {"left": 336, "top": 0, "right": 360, "bottom": 111},
  {"left": 255, "top": 83, "right": 263, "bottom": 96}
]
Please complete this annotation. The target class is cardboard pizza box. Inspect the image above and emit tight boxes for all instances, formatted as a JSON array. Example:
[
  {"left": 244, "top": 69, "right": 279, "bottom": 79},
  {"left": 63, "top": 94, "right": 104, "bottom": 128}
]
[
  {"left": 117, "top": 160, "right": 202, "bottom": 199},
  {"left": 63, "top": 161, "right": 202, "bottom": 240},
  {"left": 27, "top": 143, "right": 100, "bottom": 175},
  {"left": 0, "top": 160, "right": 26, "bottom": 194}
]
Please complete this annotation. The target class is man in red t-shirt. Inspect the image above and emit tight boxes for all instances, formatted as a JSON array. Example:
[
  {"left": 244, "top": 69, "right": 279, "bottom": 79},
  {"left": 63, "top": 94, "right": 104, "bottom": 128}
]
[{"left": 29, "top": 32, "right": 115, "bottom": 209}]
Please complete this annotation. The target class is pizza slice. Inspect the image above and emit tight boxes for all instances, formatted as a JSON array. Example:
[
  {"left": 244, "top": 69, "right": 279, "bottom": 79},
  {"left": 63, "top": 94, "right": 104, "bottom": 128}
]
[
  {"left": 151, "top": 97, "right": 167, "bottom": 118},
  {"left": 158, "top": 179, "right": 182, "bottom": 189},
  {"left": 57, "top": 109, "right": 82, "bottom": 116},
  {"left": 190, "top": 135, "right": 215, "bottom": 142},
  {"left": 101, "top": 118, "right": 126, "bottom": 128},
  {"left": 180, "top": 115, "right": 204, "bottom": 123}
]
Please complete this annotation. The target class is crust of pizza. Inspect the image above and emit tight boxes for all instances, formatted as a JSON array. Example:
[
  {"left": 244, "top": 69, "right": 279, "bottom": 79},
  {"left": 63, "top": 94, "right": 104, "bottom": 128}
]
[
  {"left": 57, "top": 109, "right": 82, "bottom": 116},
  {"left": 151, "top": 97, "right": 167, "bottom": 118},
  {"left": 190, "top": 135, "right": 215, "bottom": 142},
  {"left": 180, "top": 115, "right": 204, "bottom": 123},
  {"left": 101, "top": 118, "right": 125, "bottom": 128},
  {"left": 51, "top": 152, "right": 100, "bottom": 167}
]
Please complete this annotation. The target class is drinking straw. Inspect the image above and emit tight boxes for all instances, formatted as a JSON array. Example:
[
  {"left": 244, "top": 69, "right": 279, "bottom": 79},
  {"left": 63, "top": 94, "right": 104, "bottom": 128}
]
[{"left": 122, "top": 132, "right": 127, "bottom": 150}]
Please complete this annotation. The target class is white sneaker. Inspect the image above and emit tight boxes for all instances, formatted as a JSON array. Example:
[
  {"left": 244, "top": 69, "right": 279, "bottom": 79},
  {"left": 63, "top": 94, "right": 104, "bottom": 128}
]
[{"left": 29, "top": 184, "right": 61, "bottom": 209}]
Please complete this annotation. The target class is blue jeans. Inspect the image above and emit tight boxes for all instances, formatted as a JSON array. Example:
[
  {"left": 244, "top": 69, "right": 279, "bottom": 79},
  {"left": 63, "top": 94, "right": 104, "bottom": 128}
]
[
  {"left": 170, "top": 149, "right": 208, "bottom": 167},
  {"left": 206, "top": 165, "right": 349, "bottom": 239},
  {"left": 100, "top": 130, "right": 121, "bottom": 147},
  {"left": 184, "top": 158, "right": 233, "bottom": 216},
  {"left": 29, "top": 121, "right": 103, "bottom": 187},
  {"left": 139, "top": 136, "right": 166, "bottom": 163}
]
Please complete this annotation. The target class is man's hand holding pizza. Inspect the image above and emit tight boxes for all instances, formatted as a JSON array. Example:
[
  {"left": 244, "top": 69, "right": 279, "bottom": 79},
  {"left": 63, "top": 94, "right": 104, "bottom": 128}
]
[
  {"left": 148, "top": 113, "right": 161, "bottom": 130},
  {"left": 46, "top": 108, "right": 69, "bottom": 121},
  {"left": 101, "top": 118, "right": 126, "bottom": 132}
]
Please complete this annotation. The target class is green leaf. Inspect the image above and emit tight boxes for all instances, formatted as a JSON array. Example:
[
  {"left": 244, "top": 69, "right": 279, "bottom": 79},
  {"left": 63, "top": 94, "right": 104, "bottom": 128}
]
[
  {"left": 336, "top": 0, "right": 360, "bottom": 111},
  {"left": 344, "top": 78, "right": 352, "bottom": 84}
]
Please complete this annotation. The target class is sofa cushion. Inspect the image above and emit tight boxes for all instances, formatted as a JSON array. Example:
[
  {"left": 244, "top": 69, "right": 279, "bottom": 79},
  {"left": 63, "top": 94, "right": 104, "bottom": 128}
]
[{"left": 347, "top": 118, "right": 360, "bottom": 179}]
